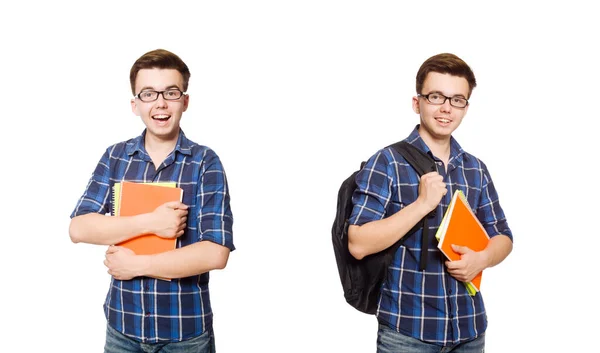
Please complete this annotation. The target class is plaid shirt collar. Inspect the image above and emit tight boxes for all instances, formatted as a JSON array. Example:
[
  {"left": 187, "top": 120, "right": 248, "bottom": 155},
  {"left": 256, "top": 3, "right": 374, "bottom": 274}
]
[
  {"left": 125, "top": 128, "right": 193, "bottom": 157},
  {"left": 406, "top": 124, "right": 467, "bottom": 167}
]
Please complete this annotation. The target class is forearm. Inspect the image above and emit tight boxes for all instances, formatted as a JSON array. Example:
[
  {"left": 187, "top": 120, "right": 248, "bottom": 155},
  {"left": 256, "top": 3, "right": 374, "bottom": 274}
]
[
  {"left": 138, "top": 241, "right": 230, "bottom": 279},
  {"left": 482, "top": 234, "right": 513, "bottom": 268},
  {"left": 69, "top": 213, "right": 153, "bottom": 245},
  {"left": 348, "top": 199, "right": 431, "bottom": 260}
]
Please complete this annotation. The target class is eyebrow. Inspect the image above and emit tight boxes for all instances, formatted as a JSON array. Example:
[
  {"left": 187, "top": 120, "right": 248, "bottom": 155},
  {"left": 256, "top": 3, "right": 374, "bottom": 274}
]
[
  {"left": 139, "top": 84, "right": 182, "bottom": 92},
  {"left": 427, "top": 90, "right": 466, "bottom": 98}
]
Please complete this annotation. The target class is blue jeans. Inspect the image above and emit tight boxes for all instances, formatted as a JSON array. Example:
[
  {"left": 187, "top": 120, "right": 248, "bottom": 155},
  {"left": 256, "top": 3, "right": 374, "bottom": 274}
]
[
  {"left": 104, "top": 324, "right": 216, "bottom": 353},
  {"left": 377, "top": 324, "right": 485, "bottom": 353}
]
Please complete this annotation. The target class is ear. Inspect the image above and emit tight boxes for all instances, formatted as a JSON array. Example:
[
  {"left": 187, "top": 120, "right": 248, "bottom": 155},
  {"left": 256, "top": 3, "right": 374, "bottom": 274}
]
[
  {"left": 131, "top": 98, "right": 139, "bottom": 116},
  {"left": 182, "top": 94, "right": 190, "bottom": 112},
  {"left": 412, "top": 96, "right": 420, "bottom": 114}
]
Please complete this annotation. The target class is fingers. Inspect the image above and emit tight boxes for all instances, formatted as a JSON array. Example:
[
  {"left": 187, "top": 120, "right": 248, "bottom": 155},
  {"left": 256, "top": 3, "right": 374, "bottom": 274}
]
[
  {"left": 421, "top": 171, "right": 442, "bottom": 180},
  {"left": 105, "top": 260, "right": 114, "bottom": 277},
  {"left": 422, "top": 171, "right": 439, "bottom": 177},
  {"left": 175, "top": 209, "right": 189, "bottom": 218},
  {"left": 421, "top": 172, "right": 446, "bottom": 188},
  {"left": 151, "top": 203, "right": 190, "bottom": 238},
  {"left": 164, "top": 201, "right": 189, "bottom": 210},
  {"left": 446, "top": 265, "right": 468, "bottom": 281},
  {"left": 451, "top": 244, "right": 460, "bottom": 253},
  {"left": 418, "top": 171, "right": 447, "bottom": 211},
  {"left": 451, "top": 244, "right": 470, "bottom": 254},
  {"left": 176, "top": 217, "right": 187, "bottom": 237},
  {"left": 179, "top": 216, "right": 188, "bottom": 226},
  {"left": 445, "top": 260, "right": 460, "bottom": 270},
  {"left": 176, "top": 213, "right": 188, "bottom": 230},
  {"left": 158, "top": 203, "right": 189, "bottom": 217}
]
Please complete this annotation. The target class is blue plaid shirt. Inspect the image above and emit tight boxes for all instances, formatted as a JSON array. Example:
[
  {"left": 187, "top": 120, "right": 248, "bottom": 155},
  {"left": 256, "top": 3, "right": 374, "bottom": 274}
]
[
  {"left": 70, "top": 129, "right": 234, "bottom": 344},
  {"left": 350, "top": 125, "right": 512, "bottom": 346}
]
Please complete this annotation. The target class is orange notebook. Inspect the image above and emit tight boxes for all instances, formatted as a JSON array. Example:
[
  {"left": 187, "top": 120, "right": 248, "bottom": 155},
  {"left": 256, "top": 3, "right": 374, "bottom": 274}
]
[
  {"left": 436, "top": 190, "right": 490, "bottom": 295},
  {"left": 113, "top": 181, "right": 183, "bottom": 256}
]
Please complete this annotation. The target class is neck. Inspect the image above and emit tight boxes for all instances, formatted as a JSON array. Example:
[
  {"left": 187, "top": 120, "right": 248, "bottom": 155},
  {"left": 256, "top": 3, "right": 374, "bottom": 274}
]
[
  {"left": 144, "top": 131, "right": 179, "bottom": 168},
  {"left": 145, "top": 128, "right": 179, "bottom": 149},
  {"left": 418, "top": 128, "right": 451, "bottom": 164}
]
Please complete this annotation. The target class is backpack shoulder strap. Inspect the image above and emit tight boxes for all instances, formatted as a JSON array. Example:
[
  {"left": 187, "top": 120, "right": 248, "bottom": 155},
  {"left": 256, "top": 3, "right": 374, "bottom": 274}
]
[
  {"left": 387, "top": 140, "right": 438, "bottom": 271},
  {"left": 388, "top": 141, "right": 437, "bottom": 176}
]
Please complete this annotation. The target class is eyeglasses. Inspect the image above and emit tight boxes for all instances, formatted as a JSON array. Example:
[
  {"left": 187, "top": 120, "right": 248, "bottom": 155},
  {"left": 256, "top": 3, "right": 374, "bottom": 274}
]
[
  {"left": 136, "top": 89, "right": 185, "bottom": 102},
  {"left": 418, "top": 93, "right": 469, "bottom": 108}
]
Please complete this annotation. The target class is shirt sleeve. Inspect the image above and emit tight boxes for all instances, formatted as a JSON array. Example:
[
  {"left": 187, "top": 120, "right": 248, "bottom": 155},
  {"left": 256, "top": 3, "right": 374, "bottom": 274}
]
[
  {"left": 70, "top": 149, "right": 112, "bottom": 218},
  {"left": 476, "top": 162, "right": 513, "bottom": 242},
  {"left": 349, "top": 150, "right": 394, "bottom": 226},
  {"left": 196, "top": 149, "right": 235, "bottom": 251}
]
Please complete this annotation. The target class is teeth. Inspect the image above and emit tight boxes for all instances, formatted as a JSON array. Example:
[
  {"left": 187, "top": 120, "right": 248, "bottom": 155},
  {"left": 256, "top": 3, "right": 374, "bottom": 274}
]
[
  {"left": 153, "top": 115, "right": 170, "bottom": 120},
  {"left": 437, "top": 118, "right": 450, "bottom": 123}
]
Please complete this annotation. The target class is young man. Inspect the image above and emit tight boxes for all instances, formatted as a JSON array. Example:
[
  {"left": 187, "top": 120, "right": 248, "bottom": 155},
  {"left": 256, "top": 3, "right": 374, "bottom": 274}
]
[
  {"left": 69, "top": 49, "right": 234, "bottom": 353},
  {"left": 348, "top": 53, "right": 513, "bottom": 352}
]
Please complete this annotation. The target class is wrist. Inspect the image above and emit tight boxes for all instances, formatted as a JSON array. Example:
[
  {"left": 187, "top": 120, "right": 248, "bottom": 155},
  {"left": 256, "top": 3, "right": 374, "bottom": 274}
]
[
  {"left": 135, "top": 213, "right": 154, "bottom": 235},
  {"left": 479, "top": 248, "right": 493, "bottom": 269},
  {"left": 136, "top": 255, "right": 152, "bottom": 277},
  {"left": 412, "top": 198, "right": 434, "bottom": 218}
]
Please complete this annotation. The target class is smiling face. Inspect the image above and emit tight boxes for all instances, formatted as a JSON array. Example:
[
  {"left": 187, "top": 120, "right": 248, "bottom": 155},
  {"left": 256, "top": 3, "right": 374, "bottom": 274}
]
[
  {"left": 412, "top": 72, "right": 470, "bottom": 144},
  {"left": 131, "top": 68, "right": 189, "bottom": 144}
]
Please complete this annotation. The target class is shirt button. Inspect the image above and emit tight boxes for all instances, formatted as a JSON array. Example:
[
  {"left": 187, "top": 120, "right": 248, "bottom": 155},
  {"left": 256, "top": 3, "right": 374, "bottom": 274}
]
[{"left": 448, "top": 289, "right": 452, "bottom": 294}]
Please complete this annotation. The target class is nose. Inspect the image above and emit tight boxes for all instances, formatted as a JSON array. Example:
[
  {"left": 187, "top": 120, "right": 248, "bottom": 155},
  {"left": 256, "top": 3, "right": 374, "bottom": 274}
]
[
  {"left": 155, "top": 92, "right": 168, "bottom": 107},
  {"left": 440, "top": 98, "right": 452, "bottom": 113}
]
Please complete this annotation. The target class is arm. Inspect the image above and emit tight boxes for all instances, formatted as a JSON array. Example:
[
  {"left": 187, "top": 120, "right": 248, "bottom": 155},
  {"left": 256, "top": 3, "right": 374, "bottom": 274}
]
[
  {"left": 105, "top": 149, "right": 235, "bottom": 280},
  {"left": 70, "top": 213, "right": 156, "bottom": 245},
  {"left": 445, "top": 234, "right": 513, "bottom": 282},
  {"left": 69, "top": 149, "right": 118, "bottom": 245},
  {"left": 69, "top": 149, "right": 189, "bottom": 245},
  {"left": 445, "top": 162, "right": 513, "bottom": 281},
  {"left": 70, "top": 201, "right": 188, "bottom": 245},
  {"left": 347, "top": 151, "right": 447, "bottom": 260},
  {"left": 482, "top": 234, "right": 513, "bottom": 268},
  {"left": 105, "top": 241, "right": 230, "bottom": 280},
  {"left": 348, "top": 199, "right": 430, "bottom": 260}
]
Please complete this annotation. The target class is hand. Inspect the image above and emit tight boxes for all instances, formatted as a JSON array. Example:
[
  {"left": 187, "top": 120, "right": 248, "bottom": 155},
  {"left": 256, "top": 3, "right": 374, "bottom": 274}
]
[
  {"left": 104, "top": 246, "right": 145, "bottom": 280},
  {"left": 151, "top": 201, "right": 189, "bottom": 239},
  {"left": 444, "top": 244, "right": 488, "bottom": 282},
  {"left": 417, "top": 171, "right": 447, "bottom": 212}
]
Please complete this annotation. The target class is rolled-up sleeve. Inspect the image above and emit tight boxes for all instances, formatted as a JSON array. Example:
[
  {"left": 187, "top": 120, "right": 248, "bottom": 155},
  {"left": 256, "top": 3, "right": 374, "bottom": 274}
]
[
  {"left": 70, "top": 150, "right": 112, "bottom": 218},
  {"left": 349, "top": 151, "right": 394, "bottom": 226},
  {"left": 196, "top": 149, "right": 235, "bottom": 251},
  {"left": 477, "top": 164, "right": 513, "bottom": 242}
]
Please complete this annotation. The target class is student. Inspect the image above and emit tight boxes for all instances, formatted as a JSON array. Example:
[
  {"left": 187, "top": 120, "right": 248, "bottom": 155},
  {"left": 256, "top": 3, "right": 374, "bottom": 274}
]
[
  {"left": 347, "top": 53, "right": 513, "bottom": 352},
  {"left": 69, "top": 49, "right": 234, "bottom": 353}
]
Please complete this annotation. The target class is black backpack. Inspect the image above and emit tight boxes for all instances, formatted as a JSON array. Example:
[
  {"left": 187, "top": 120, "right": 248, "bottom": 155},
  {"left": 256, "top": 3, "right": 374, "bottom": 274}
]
[{"left": 332, "top": 141, "right": 438, "bottom": 315}]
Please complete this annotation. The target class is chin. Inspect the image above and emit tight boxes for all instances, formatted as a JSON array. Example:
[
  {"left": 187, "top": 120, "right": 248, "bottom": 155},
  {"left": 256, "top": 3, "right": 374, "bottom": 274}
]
[{"left": 149, "top": 128, "right": 178, "bottom": 139}]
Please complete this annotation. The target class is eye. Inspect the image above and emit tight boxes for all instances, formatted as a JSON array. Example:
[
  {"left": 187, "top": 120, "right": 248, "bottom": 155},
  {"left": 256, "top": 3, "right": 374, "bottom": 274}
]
[
  {"left": 140, "top": 91, "right": 155, "bottom": 98},
  {"left": 427, "top": 93, "right": 445, "bottom": 103},
  {"left": 451, "top": 97, "right": 467, "bottom": 106}
]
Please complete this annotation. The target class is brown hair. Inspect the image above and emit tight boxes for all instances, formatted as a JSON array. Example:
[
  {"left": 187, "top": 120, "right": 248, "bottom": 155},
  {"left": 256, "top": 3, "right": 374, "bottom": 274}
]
[
  {"left": 416, "top": 53, "right": 476, "bottom": 98},
  {"left": 129, "top": 49, "right": 191, "bottom": 95}
]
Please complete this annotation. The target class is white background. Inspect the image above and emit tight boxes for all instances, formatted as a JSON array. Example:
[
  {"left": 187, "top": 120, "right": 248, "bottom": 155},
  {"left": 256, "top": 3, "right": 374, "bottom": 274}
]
[{"left": 2, "top": 1, "right": 598, "bottom": 352}]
